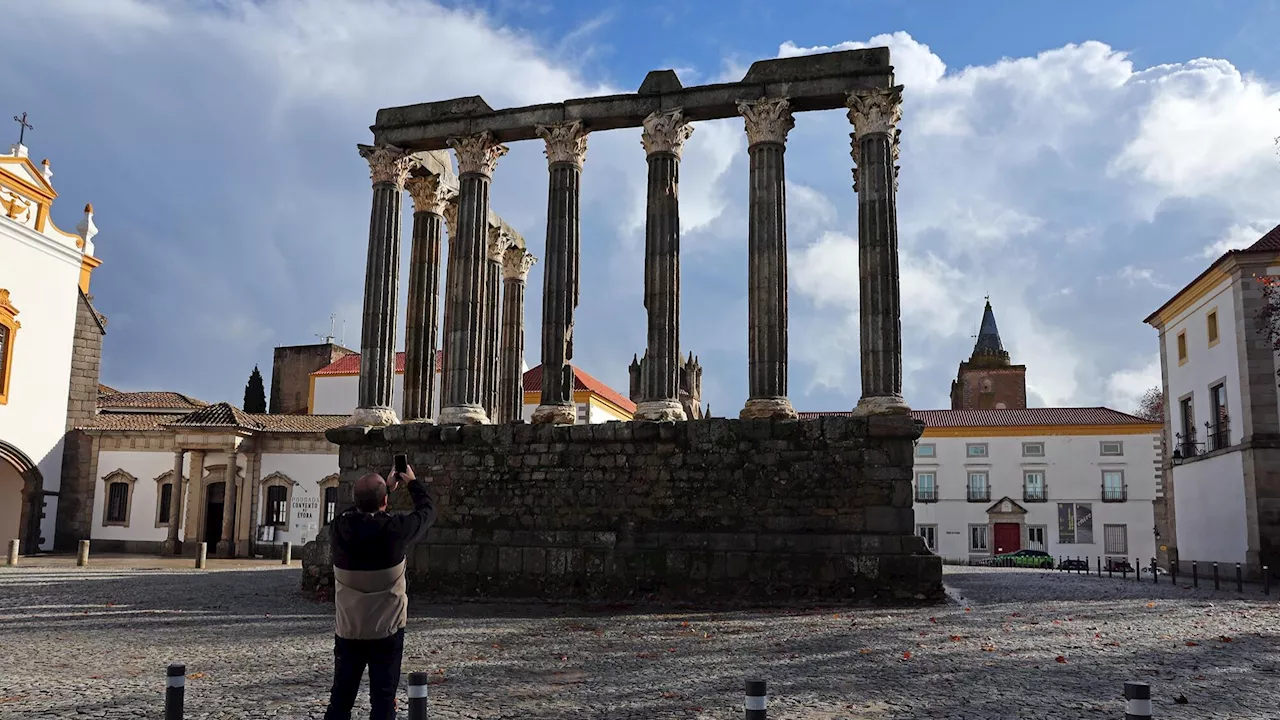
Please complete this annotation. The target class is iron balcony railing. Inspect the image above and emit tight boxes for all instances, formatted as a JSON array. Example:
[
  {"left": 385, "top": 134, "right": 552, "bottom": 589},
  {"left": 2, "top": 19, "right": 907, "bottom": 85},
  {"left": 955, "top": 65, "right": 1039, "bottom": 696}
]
[
  {"left": 967, "top": 487, "right": 991, "bottom": 503},
  {"left": 915, "top": 488, "right": 938, "bottom": 503},
  {"left": 1102, "top": 484, "right": 1128, "bottom": 502},
  {"left": 1023, "top": 485, "right": 1048, "bottom": 502},
  {"left": 1208, "top": 417, "right": 1230, "bottom": 452}
]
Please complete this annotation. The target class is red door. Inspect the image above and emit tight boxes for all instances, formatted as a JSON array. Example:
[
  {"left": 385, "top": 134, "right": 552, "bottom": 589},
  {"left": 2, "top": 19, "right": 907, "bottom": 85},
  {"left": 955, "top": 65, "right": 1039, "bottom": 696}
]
[{"left": 993, "top": 523, "right": 1021, "bottom": 554}]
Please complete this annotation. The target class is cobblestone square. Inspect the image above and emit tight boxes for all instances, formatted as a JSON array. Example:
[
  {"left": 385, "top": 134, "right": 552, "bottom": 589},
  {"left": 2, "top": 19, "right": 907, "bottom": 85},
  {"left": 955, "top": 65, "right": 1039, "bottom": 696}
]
[{"left": 1, "top": 563, "right": 1277, "bottom": 719}]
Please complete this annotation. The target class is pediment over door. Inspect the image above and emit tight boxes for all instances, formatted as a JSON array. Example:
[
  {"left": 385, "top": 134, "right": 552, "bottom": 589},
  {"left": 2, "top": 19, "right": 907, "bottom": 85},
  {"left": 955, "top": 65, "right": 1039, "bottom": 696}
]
[{"left": 986, "top": 497, "right": 1027, "bottom": 515}]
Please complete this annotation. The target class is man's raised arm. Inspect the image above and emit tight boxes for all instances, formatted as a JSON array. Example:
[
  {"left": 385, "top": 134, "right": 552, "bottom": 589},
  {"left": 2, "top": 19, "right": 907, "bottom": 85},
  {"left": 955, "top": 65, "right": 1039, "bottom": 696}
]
[{"left": 392, "top": 465, "right": 437, "bottom": 545}]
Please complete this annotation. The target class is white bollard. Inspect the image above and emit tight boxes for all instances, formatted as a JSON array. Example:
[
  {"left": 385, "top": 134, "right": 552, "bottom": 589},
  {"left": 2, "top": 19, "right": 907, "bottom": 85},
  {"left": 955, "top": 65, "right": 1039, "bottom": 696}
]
[
  {"left": 77, "top": 540, "right": 90, "bottom": 567},
  {"left": 6, "top": 539, "right": 17, "bottom": 566},
  {"left": 195, "top": 542, "right": 207, "bottom": 569}
]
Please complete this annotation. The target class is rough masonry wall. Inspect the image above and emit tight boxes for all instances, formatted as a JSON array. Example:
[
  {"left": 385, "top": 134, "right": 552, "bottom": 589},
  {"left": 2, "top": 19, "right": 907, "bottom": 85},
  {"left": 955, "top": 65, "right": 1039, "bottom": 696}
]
[
  {"left": 270, "top": 344, "right": 355, "bottom": 414},
  {"left": 951, "top": 365, "right": 1027, "bottom": 410},
  {"left": 305, "top": 415, "right": 944, "bottom": 605},
  {"left": 55, "top": 292, "right": 105, "bottom": 550}
]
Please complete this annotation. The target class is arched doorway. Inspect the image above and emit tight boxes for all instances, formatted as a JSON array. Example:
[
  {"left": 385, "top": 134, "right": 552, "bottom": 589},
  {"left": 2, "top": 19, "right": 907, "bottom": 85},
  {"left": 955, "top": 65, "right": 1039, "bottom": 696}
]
[
  {"left": 0, "top": 439, "right": 44, "bottom": 554},
  {"left": 204, "top": 482, "right": 225, "bottom": 546}
]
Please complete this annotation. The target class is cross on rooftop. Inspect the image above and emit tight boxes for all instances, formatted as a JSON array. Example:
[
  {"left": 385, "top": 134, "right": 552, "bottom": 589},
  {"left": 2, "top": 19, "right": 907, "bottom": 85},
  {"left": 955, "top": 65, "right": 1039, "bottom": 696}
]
[{"left": 12, "top": 112, "right": 32, "bottom": 145}]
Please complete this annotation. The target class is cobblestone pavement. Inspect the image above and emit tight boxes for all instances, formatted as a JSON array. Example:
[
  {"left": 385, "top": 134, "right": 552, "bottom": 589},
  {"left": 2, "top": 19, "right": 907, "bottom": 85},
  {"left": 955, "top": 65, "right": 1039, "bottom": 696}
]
[{"left": 0, "top": 564, "right": 1276, "bottom": 719}]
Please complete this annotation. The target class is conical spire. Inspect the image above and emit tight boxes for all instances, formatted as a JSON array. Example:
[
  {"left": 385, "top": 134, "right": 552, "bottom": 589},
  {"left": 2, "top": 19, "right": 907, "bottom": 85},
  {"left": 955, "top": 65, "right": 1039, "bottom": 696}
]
[{"left": 970, "top": 299, "right": 1010, "bottom": 363}]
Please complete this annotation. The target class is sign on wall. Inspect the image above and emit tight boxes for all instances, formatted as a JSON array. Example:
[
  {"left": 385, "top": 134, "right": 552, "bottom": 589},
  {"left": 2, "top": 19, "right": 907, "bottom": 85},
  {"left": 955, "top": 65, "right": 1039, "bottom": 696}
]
[
  {"left": 1057, "top": 502, "right": 1094, "bottom": 544},
  {"left": 291, "top": 496, "right": 319, "bottom": 540}
]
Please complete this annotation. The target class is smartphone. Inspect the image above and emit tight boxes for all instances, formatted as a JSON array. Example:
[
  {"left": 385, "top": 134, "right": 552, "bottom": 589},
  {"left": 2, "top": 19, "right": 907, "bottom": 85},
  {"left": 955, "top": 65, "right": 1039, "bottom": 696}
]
[{"left": 393, "top": 454, "right": 408, "bottom": 476}]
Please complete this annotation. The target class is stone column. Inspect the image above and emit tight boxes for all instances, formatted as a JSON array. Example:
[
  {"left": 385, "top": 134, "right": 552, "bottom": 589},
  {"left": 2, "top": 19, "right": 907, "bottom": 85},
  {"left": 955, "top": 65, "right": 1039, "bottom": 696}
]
[
  {"left": 439, "top": 132, "right": 507, "bottom": 425},
  {"left": 635, "top": 109, "right": 692, "bottom": 422},
  {"left": 847, "top": 87, "right": 910, "bottom": 416},
  {"left": 353, "top": 144, "right": 417, "bottom": 427},
  {"left": 500, "top": 246, "right": 537, "bottom": 423},
  {"left": 219, "top": 450, "right": 238, "bottom": 557},
  {"left": 403, "top": 174, "right": 454, "bottom": 422},
  {"left": 183, "top": 450, "right": 205, "bottom": 545},
  {"left": 737, "top": 98, "right": 799, "bottom": 420},
  {"left": 482, "top": 227, "right": 508, "bottom": 419},
  {"left": 163, "top": 449, "right": 185, "bottom": 555},
  {"left": 531, "top": 121, "right": 589, "bottom": 425}
]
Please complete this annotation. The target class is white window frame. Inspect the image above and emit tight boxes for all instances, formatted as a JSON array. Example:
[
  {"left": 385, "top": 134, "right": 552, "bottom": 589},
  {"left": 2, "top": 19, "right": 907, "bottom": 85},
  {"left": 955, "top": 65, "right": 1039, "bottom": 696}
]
[
  {"left": 967, "top": 471, "right": 990, "bottom": 501},
  {"left": 1027, "top": 525, "right": 1047, "bottom": 551},
  {"left": 965, "top": 443, "right": 989, "bottom": 458},
  {"left": 1100, "top": 441, "right": 1123, "bottom": 456},
  {"left": 915, "top": 472, "right": 937, "bottom": 501},
  {"left": 968, "top": 524, "right": 989, "bottom": 552},
  {"left": 1023, "top": 470, "right": 1046, "bottom": 501},
  {"left": 1021, "top": 441, "right": 1045, "bottom": 457},
  {"left": 1103, "top": 524, "right": 1128, "bottom": 555},
  {"left": 1102, "top": 469, "right": 1125, "bottom": 501},
  {"left": 915, "top": 443, "right": 936, "bottom": 458},
  {"left": 916, "top": 524, "right": 937, "bottom": 551}
]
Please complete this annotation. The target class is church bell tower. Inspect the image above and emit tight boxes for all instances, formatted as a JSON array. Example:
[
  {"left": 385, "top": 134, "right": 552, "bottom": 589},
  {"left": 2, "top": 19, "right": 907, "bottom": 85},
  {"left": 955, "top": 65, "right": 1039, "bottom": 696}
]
[{"left": 949, "top": 299, "right": 1027, "bottom": 410}]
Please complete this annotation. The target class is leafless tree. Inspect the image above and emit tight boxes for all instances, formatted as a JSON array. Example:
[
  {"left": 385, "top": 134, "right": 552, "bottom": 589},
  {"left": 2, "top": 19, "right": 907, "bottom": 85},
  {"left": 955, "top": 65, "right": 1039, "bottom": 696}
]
[{"left": 1135, "top": 386, "right": 1164, "bottom": 423}]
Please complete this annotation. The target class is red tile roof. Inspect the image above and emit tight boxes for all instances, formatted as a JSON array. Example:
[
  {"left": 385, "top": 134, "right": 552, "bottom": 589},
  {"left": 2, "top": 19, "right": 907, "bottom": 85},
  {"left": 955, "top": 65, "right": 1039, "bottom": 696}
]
[
  {"left": 314, "top": 351, "right": 441, "bottom": 376},
  {"left": 98, "top": 391, "right": 208, "bottom": 411},
  {"left": 523, "top": 364, "right": 636, "bottom": 416},
  {"left": 797, "top": 407, "right": 1158, "bottom": 427},
  {"left": 82, "top": 406, "right": 349, "bottom": 434},
  {"left": 81, "top": 413, "right": 188, "bottom": 431},
  {"left": 1247, "top": 223, "right": 1280, "bottom": 252}
]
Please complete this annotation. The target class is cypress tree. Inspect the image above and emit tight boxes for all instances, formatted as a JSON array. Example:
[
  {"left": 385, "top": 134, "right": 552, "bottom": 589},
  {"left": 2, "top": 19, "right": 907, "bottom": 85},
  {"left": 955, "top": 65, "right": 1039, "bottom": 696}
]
[{"left": 244, "top": 365, "right": 267, "bottom": 413}]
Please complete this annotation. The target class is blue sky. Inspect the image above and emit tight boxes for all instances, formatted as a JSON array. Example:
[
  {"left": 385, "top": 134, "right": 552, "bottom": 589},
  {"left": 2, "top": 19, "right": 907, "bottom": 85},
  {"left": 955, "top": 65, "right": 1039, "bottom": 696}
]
[{"left": 4, "top": 0, "right": 1278, "bottom": 415}]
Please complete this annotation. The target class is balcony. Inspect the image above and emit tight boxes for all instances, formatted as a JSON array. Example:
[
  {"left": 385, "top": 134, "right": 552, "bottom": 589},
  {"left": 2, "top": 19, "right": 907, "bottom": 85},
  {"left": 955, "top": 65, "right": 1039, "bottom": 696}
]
[
  {"left": 1208, "top": 418, "right": 1230, "bottom": 452},
  {"left": 1023, "top": 485, "right": 1048, "bottom": 503},
  {"left": 1102, "top": 484, "right": 1128, "bottom": 502},
  {"left": 966, "top": 487, "right": 991, "bottom": 503},
  {"left": 915, "top": 488, "right": 938, "bottom": 503}
]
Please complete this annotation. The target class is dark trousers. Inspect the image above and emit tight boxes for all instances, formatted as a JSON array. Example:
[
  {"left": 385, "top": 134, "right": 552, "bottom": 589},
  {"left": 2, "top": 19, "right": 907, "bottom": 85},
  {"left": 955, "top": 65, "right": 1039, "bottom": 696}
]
[{"left": 324, "top": 628, "right": 405, "bottom": 720}]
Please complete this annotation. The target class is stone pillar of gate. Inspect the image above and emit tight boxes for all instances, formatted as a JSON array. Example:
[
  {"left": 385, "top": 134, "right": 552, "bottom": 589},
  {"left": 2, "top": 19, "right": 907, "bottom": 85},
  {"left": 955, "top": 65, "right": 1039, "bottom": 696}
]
[
  {"left": 218, "top": 450, "right": 239, "bottom": 557},
  {"left": 847, "top": 87, "right": 910, "bottom": 416},
  {"left": 163, "top": 449, "right": 185, "bottom": 555},
  {"left": 182, "top": 450, "right": 205, "bottom": 545}
]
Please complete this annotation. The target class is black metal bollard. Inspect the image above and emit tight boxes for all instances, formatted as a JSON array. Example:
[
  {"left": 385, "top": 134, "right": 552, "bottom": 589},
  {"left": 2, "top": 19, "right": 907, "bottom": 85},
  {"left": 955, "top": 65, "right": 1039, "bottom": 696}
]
[
  {"left": 1213, "top": 562, "right": 1220, "bottom": 590},
  {"left": 1122, "top": 561, "right": 1128, "bottom": 581},
  {"left": 1265, "top": 566, "right": 1271, "bottom": 596},
  {"left": 1152, "top": 558, "right": 1158, "bottom": 585},
  {"left": 745, "top": 679, "right": 767, "bottom": 720},
  {"left": 1171, "top": 561, "right": 1177, "bottom": 586},
  {"left": 165, "top": 663, "right": 185, "bottom": 720},
  {"left": 1192, "top": 561, "right": 1198, "bottom": 588},
  {"left": 408, "top": 671, "right": 429, "bottom": 720},
  {"left": 1078, "top": 556, "right": 1085, "bottom": 575},
  {"left": 1236, "top": 563, "right": 1243, "bottom": 593},
  {"left": 1124, "top": 681, "right": 1151, "bottom": 719},
  {"left": 1135, "top": 557, "right": 1141, "bottom": 582},
  {"left": 1097, "top": 556, "right": 1102, "bottom": 577}
]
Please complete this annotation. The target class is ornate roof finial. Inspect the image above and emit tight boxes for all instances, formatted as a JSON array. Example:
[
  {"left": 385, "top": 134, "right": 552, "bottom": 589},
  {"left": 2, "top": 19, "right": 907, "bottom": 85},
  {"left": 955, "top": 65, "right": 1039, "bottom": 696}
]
[{"left": 76, "top": 203, "right": 98, "bottom": 247}]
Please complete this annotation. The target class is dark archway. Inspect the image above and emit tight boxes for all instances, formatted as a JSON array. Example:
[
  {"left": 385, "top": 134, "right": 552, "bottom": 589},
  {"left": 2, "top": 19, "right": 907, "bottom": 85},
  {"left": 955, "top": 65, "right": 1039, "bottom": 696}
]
[{"left": 0, "top": 439, "right": 45, "bottom": 554}]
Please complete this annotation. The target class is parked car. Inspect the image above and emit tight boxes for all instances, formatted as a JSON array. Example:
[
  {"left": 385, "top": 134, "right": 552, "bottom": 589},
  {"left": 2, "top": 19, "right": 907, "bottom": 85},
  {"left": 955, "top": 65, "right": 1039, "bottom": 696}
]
[
  {"left": 1106, "top": 557, "right": 1134, "bottom": 573},
  {"left": 1058, "top": 558, "right": 1090, "bottom": 571},
  {"left": 986, "top": 549, "right": 1054, "bottom": 569}
]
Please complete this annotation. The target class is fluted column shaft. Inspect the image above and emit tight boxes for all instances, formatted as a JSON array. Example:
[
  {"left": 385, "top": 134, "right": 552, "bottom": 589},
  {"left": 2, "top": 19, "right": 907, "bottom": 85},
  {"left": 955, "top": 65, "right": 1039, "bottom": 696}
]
[
  {"left": 634, "top": 109, "right": 692, "bottom": 422},
  {"left": 219, "top": 451, "right": 238, "bottom": 557},
  {"left": 164, "top": 450, "right": 185, "bottom": 554},
  {"left": 848, "top": 88, "right": 909, "bottom": 415},
  {"left": 532, "top": 122, "right": 588, "bottom": 425},
  {"left": 482, "top": 231, "right": 505, "bottom": 420},
  {"left": 500, "top": 247, "right": 536, "bottom": 423},
  {"left": 403, "top": 175, "right": 452, "bottom": 422},
  {"left": 354, "top": 144, "right": 415, "bottom": 426},
  {"left": 738, "top": 98, "right": 798, "bottom": 420},
  {"left": 440, "top": 132, "right": 507, "bottom": 425}
]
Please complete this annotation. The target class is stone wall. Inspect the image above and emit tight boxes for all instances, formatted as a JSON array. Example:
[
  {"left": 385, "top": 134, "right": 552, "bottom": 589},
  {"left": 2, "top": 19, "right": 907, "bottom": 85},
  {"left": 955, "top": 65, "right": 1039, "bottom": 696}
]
[
  {"left": 55, "top": 292, "right": 105, "bottom": 550},
  {"left": 270, "top": 343, "right": 355, "bottom": 414},
  {"left": 303, "top": 415, "right": 944, "bottom": 605}
]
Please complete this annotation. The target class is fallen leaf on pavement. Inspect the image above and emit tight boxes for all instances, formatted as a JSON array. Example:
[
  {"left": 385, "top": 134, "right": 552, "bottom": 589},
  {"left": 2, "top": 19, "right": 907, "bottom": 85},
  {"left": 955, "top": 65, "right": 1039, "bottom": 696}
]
[
  {"left": 902, "top": 651, "right": 912, "bottom": 660},
  {"left": 1055, "top": 656, "right": 1067, "bottom": 663},
  {"left": 186, "top": 672, "right": 205, "bottom": 680},
  {"left": 1186, "top": 641, "right": 1199, "bottom": 647}
]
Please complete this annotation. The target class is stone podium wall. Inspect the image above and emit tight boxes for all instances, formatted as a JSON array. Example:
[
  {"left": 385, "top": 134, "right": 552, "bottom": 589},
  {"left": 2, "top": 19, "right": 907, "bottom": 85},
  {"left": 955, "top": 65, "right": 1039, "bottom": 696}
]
[{"left": 303, "top": 415, "right": 943, "bottom": 605}]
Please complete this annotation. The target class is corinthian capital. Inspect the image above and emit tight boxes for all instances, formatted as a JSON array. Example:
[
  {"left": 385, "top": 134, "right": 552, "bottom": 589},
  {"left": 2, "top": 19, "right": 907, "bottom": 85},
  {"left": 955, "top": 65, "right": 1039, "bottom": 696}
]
[
  {"left": 404, "top": 174, "right": 456, "bottom": 216},
  {"left": 737, "top": 98, "right": 795, "bottom": 147},
  {"left": 845, "top": 86, "right": 904, "bottom": 139},
  {"left": 502, "top": 246, "right": 537, "bottom": 282},
  {"left": 448, "top": 132, "right": 509, "bottom": 177},
  {"left": 536, "top": 121, "right": 589, "bottom": 167},
  {"left": 641, "top": 108, "right": 694, "bottom": 159},
  {"left": 358, "top": 144, "right": 417, "bottom": 188},
  {"left": 486, "top": 226, "right": 511, "bottom": 263}
]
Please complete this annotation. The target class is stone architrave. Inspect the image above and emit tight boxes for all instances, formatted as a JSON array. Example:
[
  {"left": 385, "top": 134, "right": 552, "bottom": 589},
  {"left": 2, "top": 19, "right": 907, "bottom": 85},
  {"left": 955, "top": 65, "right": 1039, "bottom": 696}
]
[
  {"left": 635, "top": 109, "right": 692, "bottom": 422},
  {"left": 163, "top": 449, "right": 185, "bottom": 555},
  {"left": 737, "top": 97, "right": 799, "bottom": 420},
  {"left": 439, "top": 132, "right": 508, "bottom": 425},
  {"left": 531, "top": 121, "right": 588, "bottom": 425},
  {"left": 482, "top": 227, "right": 508, "bottom": 420},
  {"left": 847, "top": 87, "right": 910, "bottom": 416},
  {"left": 353, "top": 143, "right": 417, "bottom": 427},
  {"left": 500, "top": 247, "right": 536, "bottom": 423},
  {"left": 403, "top": 174, "right": 454, "bottom": 422},
  {"left": 219, "top": 451, "right": 238, "bottom": 557}
]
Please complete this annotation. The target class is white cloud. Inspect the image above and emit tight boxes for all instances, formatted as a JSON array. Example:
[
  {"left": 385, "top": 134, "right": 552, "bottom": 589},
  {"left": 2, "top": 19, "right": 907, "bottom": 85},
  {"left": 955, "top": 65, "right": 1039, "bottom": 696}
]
[
  {"left": 1118, "top": 266, "right": 1174, "bottom": 290},
  {"left": 1106, "top": 358, "right": 1162, "bottom": 413},
  {"left": 1201, "top": 221, "right": 1277, "bottom": 258}
]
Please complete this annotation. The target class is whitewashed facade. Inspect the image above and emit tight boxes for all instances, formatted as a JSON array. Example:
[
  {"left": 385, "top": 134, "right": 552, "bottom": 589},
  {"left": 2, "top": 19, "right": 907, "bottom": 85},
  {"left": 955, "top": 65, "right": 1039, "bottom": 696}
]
[
  {"left": 0, "top": 141, "right": 102, "bottom": 551},
  {"left": 1145, "top": 226, "right": 1280, "bottom": 579},
  {"left": 907, "top": 409, "right": 1162, "bottom": 565}
]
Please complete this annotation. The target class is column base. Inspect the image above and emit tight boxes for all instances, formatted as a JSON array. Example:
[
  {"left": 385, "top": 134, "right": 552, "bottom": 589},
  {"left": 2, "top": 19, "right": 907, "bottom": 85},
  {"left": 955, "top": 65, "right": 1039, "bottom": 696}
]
[
  {"left": 852, "top": 394, "right": 912, "bottom": 417},
  {"left": 634, "top": 399, "right": 687, "bottom": 422},
  {"left": 740, "top": 397, "right": 799, "bottom": 420},
  {"left": 350, "top": 406, "right": 401, "bottom": 427},
  {"left": 531, "top": 403, "right": 576, "bottom": 425},
  {"left": 161, "top": 539, "right": 182, "bottom": 556},
  {"left": 438, "top": 404, "right": 491, "bottom": 425},
  {"left": 401, "top": 417, "right": 437, "bottom": 425}
]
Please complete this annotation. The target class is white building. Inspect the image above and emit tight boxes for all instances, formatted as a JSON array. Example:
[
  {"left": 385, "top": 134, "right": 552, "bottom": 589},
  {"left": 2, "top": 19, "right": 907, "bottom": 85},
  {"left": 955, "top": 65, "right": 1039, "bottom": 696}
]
[
  {"left": 905, "top": 408, "right": 1161, "bottom": 564},
  {"left": 308, "top": 351, "right": 635, "bottom": 423},
  {"left": 1144, "top": 223, "right": 1280, "bottom": 579},
  {"left": 0, "top": 140, "right": 104, "bottom": 553}
]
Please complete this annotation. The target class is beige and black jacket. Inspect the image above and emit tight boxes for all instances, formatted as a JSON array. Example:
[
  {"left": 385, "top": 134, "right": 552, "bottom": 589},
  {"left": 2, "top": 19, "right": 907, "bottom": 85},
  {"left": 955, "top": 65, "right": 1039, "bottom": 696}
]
[{"left": 330, "top": 479, "right": 436, "bottom": 640}]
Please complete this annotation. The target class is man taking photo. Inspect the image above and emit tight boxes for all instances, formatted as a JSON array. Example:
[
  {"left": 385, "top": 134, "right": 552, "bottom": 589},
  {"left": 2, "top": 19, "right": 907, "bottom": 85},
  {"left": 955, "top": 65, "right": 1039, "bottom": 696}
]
[{"left": 324, "top": 460, "right": 436, "bottom": 720}]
